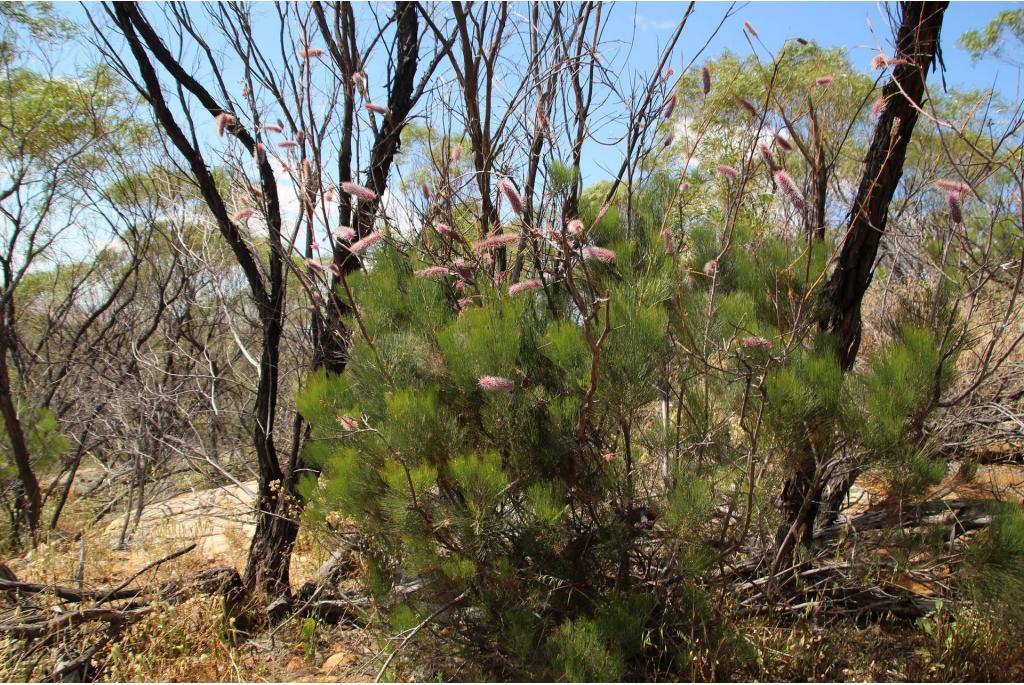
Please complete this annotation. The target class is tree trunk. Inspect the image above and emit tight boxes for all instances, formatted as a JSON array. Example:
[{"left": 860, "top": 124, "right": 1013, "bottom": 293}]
[
  {"left": 0, "top": 317, "right": 40, "bottom": 539},
  {"left": 777, "top": 1, "right": 949, "bottom": 559},
  {"left": 241, "top": 305, "right": 291, "bottom": 597},
  {"left": 821, "top": 1, "right": 949, "bottom": 369},
  {"left": 243, "top": 1, "right": 423, "bottom": 600},
  {"left": 111, "top": 0, "right": 425, "bottom": 602}
]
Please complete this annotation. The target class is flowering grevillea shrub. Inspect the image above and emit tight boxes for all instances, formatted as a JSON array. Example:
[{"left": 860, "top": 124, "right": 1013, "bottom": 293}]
[
  {"left": 291, "top": 41, "right": 1015, "bottom": 675},
  {"left": 296, "top": 191, "right": 745, "bottom": 679},
  {"left": 294, "top": 168, "right": 969, "bottom": 678}
]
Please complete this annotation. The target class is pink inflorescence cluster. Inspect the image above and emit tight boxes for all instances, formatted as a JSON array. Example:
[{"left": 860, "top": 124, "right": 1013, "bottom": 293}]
[
  {"left": 478, "top": 376, "right": 515, "bottom": 391},
  {"left": 774, "top": 170, "right": 805, "bottom": 210},
  {"left": 414, "top": 266, "right": 452, "bottom": 278},
  {"left": 349, "top": 232, "right": 381, "bottom": 255},
  {"left": 215, "top": 112, "right": 236, "bottom": 137},
  {"left": 509, "top": 279, "right": 542, "bottom": 296},
  {"left": 473, "top": 233, "right": 519, "bottom": 252},
  {"left": 741, "top": 336, "right": 773, "bottom": 350},
  {"left": 715, "top": 164, "right": 738, "bottom": 181},
  {"left": 582, "top": 246, "right": 616, "bottom": 263},
  {"left": 341, "top": 182, "right": 377, "bottom": 202},
  {"left": 498, "top": 178, "right": 525, "bottom": 216}
]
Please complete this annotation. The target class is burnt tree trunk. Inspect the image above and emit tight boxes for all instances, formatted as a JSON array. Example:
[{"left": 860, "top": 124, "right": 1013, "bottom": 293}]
[
  {"left": 110, "top": 1, "right": 291, "bottom": 596},
  {"left": 0, "top": 316, "right": 40, "bottom": 539},
  {"left": 823, "top": 1, "right": 949, "bottom": 369},
  {"left": 776, "top": 1, "right": 948, "bottom": 559}
]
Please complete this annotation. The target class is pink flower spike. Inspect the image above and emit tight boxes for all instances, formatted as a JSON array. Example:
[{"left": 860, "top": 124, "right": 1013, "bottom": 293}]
[
  {"left": 498, "top": 178, "right": 525, "bottom": 216},
  {"left": 738, "top": 98, "right": 757, "bottom": 117},
  {"left": 297, "top": 47, "right": 324, "bottom": 59},
  {"left": 741, "top": 336, "right": 773, "bottom": 350},
  {"left": 414, "top": 266, "right": 452, "bottom": 278},
  {"left": 253, "top": 142, "right": 266, "bottom": 164},
  {"left": 241, "top": 86, "right": 252, "bottom": 97},
  {"left": 602, "top": 452, "right": 616, "bottom": 464},
  {"left": 935, "top": 179, "right": 973, "bottom": 196},
  {"left": 595, "top": 203, "right": 611, "bottom": 223},
  {"left": 333, "top": 226, "right": 355, "bottom": 241},
  {"left": 947, "top": 193, "right": 963, "bottom": 224},
  {"left": 305, "top": 258, "right": 324, "bottom": 273},
  {"left": 743, "top": 20, "right": 758, "bottom": 38},
  {"left": 310, "top": 241, "right": 321, "bottom": 250},
  {"left": 478, "top": 376, "right": 515, "bottom": 391},
  {"left": 583, "top": 246, "right": 616, "bottom": 263},
  {"left": 567, "top": 219, "right": 584, "bottom": 235},
  {"left": 870, "top": 96, "right": 887, "bottom": 119},
  {"left": 338, "top": 415, "right": 359, "bottom": 431},
  {"left": 328, "top": 263, "right": 342, "bottom": 277},
  {"left": 451, "top": 259, "right": 473, "bottom": 279},
  {"left": 679, "top": 181, "right": 690, "bottom": 192},
  {"left": 452, "top": 144, "right": 462, "bottom": 162},
  {"left": 871, "top": 53, "right": 889, "bottom": 70},
  {"left": 715, "top": 164, "right": 738, "bottom": 181},
  {"left": 758, "top": 142, "right": 778, "bottom": 170},
  {"left": 661, "top": 228, "right": 675, "bottom": 256},
  {"left": 509, "top": 279, "right": 542, "bottom": 296},
  {"left": 365, "top": 102, "right": 389, "bottom": 116},
  {"left": 662, "top": 66, "right": 675, "bottom": 82},
  {"left": 231, "top": 208, "right": 254, "bottom": 222},
  {"left": 434, "top": 223, "right": 455, "bottom": 237},
  {"left": 260, "top": 123, "right": 283, "bottom": 134},
  {"left": 349, "top": 232, "right": 382, "bottom": 255},
  {"left": 352, "top": 72, "right": 365, "bottom": 87},
  {"left": 774, "top": 170, "right": 805, "bottom": 210},
  {"left": 278, "top": 140, "right": 299, "bottom": 150},
  {"left": 663, "top": 94, "right": 677, "bottom": 119},
  {"left": 703, "top": 259, "right": 719, "bottom": 276},
  {"left": 702, "top": 66, "right": 712, "bottom": 95},
  {"left": 421, "top": 183, "right": 431, "bottom": 200},
  {"left": 341, "top": 181, "right": 377, "bottom": 202},
  {"left": 215, "top": 112, "right": 236, "bottom": 137},
  {"left": 473, "top": 233, "right": 520, "bottom": 252},
  {"left": 662, "top": 132, "right": 675, "bottom": 148},
  {"left": 773, "top": 132, "right": 793, "bottom": 151},
  {"left": 815, "top": 76, "right": 834, "bottom": 86}
]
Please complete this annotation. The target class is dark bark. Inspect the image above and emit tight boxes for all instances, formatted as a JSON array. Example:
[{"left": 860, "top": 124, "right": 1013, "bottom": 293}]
[
  {"left": 0, "top": 316, "right": 40, "bottom": 538},
  {"left": 808, "top": 95, "right": 829, "bottom": 241},
  {"left": 776, "top": 2, "right": 949, "bottom": 560},
  {"left": 821, "top": 1, "right": 949, "bottom": 369},
  {"left": 109, "top": 1, "right": 290, "bottom": 596},
  {"left": 105, "top": 0, "right": 428, "bottom": 601}
]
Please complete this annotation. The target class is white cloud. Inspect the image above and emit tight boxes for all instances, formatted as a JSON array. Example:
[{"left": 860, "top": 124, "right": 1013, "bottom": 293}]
[{"left": 635, "top": 15, "right": 678, "bottom": 32}]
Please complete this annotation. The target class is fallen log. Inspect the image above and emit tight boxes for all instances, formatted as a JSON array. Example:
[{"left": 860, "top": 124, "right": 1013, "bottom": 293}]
[
  {"left": 815, "top": 498, "right": 994, "bottom": 544},
  {"left": 0, "top": 578, "right": 143, "bottom": 603},
  {"left": 0, "top": 606, "right": 152, "bottom": 639}
]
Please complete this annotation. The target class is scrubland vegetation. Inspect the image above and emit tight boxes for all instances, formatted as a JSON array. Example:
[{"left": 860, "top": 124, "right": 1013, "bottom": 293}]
[{"left": 1, "top": 1, "right": 1024, "bottom": 681}]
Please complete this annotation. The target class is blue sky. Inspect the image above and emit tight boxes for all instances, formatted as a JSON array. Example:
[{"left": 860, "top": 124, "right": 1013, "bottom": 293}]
[
  {"left": 45, "top": 2, "right": 1024, "bottom": 241},
  {"left": 564, "top": 2, "right": 1023, "bottom": 182},
  {"left": 620, "top": 2, "right": 1020, "bottom": 99}
]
